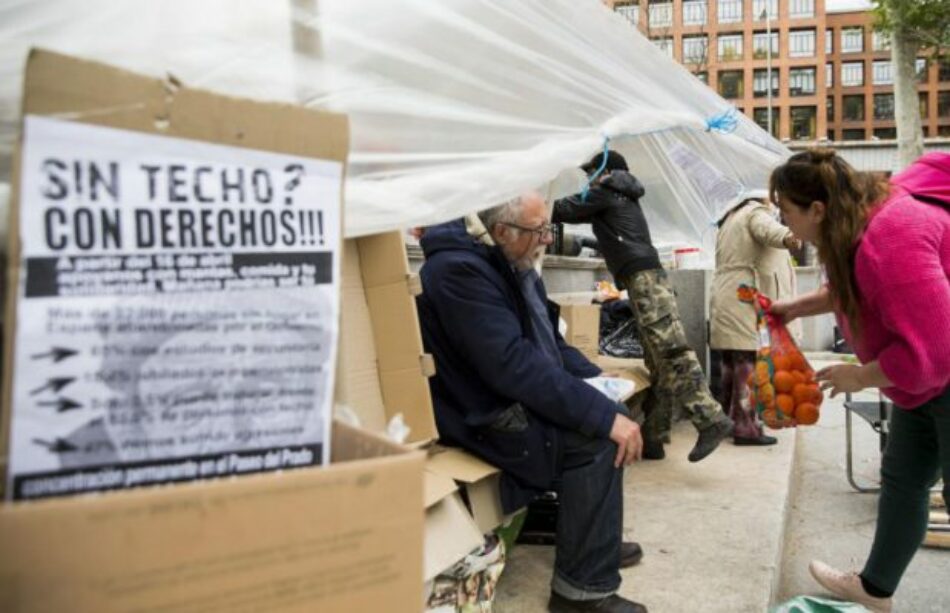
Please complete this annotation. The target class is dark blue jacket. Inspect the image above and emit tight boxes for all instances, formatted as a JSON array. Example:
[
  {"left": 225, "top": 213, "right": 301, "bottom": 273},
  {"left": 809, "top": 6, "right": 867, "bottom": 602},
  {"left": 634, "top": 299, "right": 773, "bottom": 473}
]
[{"left": 416, "top": 219, "right": 617, "bottom": 513}]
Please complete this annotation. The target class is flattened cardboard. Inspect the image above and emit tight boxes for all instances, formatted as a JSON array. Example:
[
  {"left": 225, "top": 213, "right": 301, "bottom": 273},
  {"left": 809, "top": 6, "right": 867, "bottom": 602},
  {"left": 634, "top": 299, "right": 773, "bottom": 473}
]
[
  {"left": 428, "top": 447, "right": 505, "bottom": 535},
  {"left": 594, "top": 356, "right": 652, "bottom": 393},
  {"left": 423, "top": 494, "right": 484, "bottom": 582}
]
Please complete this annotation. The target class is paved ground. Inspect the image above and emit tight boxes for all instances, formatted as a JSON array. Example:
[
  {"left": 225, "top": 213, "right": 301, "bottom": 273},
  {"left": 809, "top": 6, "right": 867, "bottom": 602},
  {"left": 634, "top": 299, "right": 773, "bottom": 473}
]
[
  {"left": 494, "top": 356, "right": 950, "bottom": 612},
  {"left": 495, "top": 414, "right": 798, "bottom": 612}
]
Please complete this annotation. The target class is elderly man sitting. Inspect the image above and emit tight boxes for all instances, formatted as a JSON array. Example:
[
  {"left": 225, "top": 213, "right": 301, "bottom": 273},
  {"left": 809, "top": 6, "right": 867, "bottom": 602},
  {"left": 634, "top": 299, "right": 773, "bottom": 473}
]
[{"left": 416, "top": 192, "right": 647, "bottom": 613}]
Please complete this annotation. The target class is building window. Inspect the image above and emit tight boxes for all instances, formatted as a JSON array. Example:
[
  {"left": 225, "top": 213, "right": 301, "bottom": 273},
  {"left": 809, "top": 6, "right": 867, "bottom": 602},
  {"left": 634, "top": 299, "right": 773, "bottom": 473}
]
[
  {"left": 649, "top": 2, "right": 673, "bottom": 28},
  {"left": 789, "top": 67, "right": 817, "bottom": 96},
  {"left": 874, "top": 93, "right": 895, "bottom": 120},
  {"left": 653, "top": 37, "right": 675, "bottom": 58},
  {"left": 683, "top": 35, "right": 709, "bottom": 64},
  {"left": 939, "top": 125, "right": 950, "bottom": 137},
  {"left": 873, "top": 60, "right": 893, "bottom": 85},
  {"left": 826, "top": 62, "right": 834, "bottom": 87},
  {"left": 827, "top": 96, "right": 835, "bottom": 121},
  {"left": 615, "top": 3, "right": 640, "bottom": 26},
  {"left": 841, "top": 27, "right": 864, "bottom": 53},
  {"left": 941, "top": 60, "right": 950, "bottom": 81},
  {"left": 789, "top": 0, "right": 815, "bottom": 18},
  {"left": 718, "top": 0, "right": 743, "bottom": 24},
  {"left": 920, "top": 92, "right": 929, "bottom": 117},
  {"left": 873, "top": 127, "right": 897, "bottom": 140},
  {"left": 718, "top": 70, "right": 744, "bottom": 98},
  {"left": 718, "top": 34, "right": 744, "bottom": 61},
  {"left": 842, "top": 128, "right": 866, "bottom": 141},
  {"left": 695, "top": 71, "right": 709, "bottom": 84},
  {"left": 791, "top": 106, "right": 817, "bottom": 140},
  {"left": 682, "top": 1, "right": 707, "bottom": 26},
  {"left": 872, "top": 30, "right": 890, "bottom": 52},
  {"left": 753, "top": 69, "right": 779, "bottom": 98},
  {"left": 842, "top": 61, "right": 864, "bottom": 86},
  {"left": 939, "top": 91, "right": 950, "bottom": 117},
  {"left": 825, "top": 29, "right": 834, "bottom": 54},
  {"left": 789, "top": 29, "right": 816, "bottom": 58},
  {"left": 752, "top": 0, "right": 778, "bottom": 20},
  {"left": 753, "top": 107, "right": 780, "bottom": 137},
  {"left": 916, "top": 58, "right": 928, "bottom": 80},
  {"left": 842, "top": 95, "right": 865, "bottom": 121},
  {"left": 752, "top": 31, "right": 779, "bottom": 59}
]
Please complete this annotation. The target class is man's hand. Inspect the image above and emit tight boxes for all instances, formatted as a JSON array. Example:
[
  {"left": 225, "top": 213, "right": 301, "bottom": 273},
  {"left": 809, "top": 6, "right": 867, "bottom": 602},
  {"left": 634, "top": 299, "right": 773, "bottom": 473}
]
[
  {"left": 815, "top": 363, "right": 866, "bottom": 398},
  {"left": 609, "top": 413, "right": 643, "bottom": 467}
]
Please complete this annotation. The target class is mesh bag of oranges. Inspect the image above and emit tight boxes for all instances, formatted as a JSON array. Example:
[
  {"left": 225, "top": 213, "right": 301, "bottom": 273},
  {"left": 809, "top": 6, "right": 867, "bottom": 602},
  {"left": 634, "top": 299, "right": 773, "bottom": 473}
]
[{"left": 738, "top": 284, "right": 823, "bottom": 429}]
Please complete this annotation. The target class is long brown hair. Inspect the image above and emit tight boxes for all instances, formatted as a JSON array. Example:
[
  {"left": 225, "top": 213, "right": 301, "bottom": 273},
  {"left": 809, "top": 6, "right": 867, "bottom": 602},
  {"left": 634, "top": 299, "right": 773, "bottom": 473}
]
[{"left": 769, "top": 148, "right": 889, "bottom": 336}]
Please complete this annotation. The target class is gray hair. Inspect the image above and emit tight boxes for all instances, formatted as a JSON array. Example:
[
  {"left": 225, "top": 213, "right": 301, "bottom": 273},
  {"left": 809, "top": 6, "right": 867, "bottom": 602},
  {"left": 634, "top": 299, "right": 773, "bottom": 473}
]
[{"left": 477, "top": 196, "right": 523, "bottom": 236}]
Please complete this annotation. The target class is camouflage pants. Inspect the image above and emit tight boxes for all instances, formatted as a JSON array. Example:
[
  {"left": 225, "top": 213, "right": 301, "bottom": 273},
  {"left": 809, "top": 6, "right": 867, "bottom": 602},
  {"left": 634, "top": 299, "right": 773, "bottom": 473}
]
[{"left": 619, "top": 269, "right": 725, "bottom": 443}]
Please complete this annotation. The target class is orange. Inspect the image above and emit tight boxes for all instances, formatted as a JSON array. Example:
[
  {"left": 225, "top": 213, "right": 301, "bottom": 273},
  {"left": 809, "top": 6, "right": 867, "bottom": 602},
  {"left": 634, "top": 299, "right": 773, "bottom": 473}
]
[
  {"left": 762, "top": 408, "right": 780, "bottom": 429},
  {"left": 773, "top": 370, "right": 795, "bottom": 394},
  {"left": 772, "top": 355, "right": 792, "bottom": 372},
  {"left": 788, "top": 352, "right": 808, "bottom": 371},
  {"left": 791, "top": 370, "right": 807, "bottom": 385},
  {"left": 755, "top": 360, "right": 770, "bottom": 385},
  {"left": 792, "top": 383, "right": 819, "bottom": 406},
  {"left": 795, "top": 402, "right": 819, "bottom": 425},
  {"left": 758, "top": 382, "right": 775, "bottom": 405},
  {"left": 776, "top": 393, "right": 795, "bottom": 416}
]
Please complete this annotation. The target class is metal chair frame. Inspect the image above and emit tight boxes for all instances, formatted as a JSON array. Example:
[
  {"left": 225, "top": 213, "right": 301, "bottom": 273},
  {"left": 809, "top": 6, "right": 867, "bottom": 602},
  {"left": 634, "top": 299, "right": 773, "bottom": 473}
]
[{"left": 843, "top": 392, "right": 890, "bottom": 493}]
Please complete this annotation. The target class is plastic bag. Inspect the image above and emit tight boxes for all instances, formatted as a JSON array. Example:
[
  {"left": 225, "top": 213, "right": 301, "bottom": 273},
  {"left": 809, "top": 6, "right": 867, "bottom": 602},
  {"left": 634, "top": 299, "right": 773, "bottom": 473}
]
[
  {"left": 738, "top": 285, "right": 823, "bottom": 429},
  {"left": 770, "top": 596, "right": 870, "bottom": 613}
]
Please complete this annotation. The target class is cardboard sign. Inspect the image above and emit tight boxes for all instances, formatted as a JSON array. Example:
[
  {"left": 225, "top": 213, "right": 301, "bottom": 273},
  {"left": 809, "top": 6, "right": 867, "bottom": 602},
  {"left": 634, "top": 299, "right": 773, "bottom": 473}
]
[{"left": 2, "top": 50, "right": 345, "bottom": 500}]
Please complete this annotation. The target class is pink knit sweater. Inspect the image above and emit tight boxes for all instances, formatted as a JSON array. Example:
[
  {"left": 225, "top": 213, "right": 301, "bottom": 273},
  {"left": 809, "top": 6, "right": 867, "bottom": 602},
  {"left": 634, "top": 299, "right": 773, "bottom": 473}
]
[{"left": 844, "top": 153, "right": 950, "bottom": 408}]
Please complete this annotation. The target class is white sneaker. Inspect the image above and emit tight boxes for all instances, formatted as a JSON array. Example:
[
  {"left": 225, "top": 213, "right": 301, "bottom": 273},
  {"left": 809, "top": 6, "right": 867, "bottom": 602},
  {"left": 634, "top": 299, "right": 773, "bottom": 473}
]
[{"left": 808, "top": 560, "right": 893, "bottom": 613}]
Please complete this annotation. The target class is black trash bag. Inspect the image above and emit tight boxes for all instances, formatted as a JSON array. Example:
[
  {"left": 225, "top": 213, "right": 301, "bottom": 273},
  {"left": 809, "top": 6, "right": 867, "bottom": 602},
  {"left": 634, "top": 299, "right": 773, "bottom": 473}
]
[{"left": 598, "top": 299, "right": 644, "bottom": 359}]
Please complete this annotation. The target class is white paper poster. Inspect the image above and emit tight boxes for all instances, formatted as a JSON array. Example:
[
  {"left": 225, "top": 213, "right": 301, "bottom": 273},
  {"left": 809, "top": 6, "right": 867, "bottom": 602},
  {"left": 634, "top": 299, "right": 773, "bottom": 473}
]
[{"left": 7, "top": 116, "right": 342, "bottom": 500}]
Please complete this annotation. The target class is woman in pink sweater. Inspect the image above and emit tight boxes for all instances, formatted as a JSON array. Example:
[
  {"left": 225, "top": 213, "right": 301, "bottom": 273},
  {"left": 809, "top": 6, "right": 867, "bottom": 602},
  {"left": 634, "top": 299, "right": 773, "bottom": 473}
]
[{"left": 769, "top": 149, "right": 950, "bottom": 613}]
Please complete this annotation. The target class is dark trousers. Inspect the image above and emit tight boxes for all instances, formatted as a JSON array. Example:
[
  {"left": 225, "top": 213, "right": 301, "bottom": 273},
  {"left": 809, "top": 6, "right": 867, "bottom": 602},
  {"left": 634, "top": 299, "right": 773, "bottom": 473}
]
[
  {"left": 551, "top": 415, "right": 624, "bottom": 599},
  {"left": 862, "top": 386, "right": 950, "bottom": 594}
]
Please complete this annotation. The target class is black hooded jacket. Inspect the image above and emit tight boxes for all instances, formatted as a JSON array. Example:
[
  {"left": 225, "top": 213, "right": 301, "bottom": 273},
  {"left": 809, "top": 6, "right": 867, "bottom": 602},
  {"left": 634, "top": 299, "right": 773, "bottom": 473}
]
[{"left": 553, "top": 170, "right": 662, "bottom": 279}]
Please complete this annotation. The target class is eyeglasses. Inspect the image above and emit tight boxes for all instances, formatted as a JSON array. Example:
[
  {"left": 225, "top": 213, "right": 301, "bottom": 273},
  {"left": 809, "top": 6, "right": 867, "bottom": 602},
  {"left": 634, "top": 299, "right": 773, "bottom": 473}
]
[{"left": 503, "top": 222, "right": 554, "bottom": 240}]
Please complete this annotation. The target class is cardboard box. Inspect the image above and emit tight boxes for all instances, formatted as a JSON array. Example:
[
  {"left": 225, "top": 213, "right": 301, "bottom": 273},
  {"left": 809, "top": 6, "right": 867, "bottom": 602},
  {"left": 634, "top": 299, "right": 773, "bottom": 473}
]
[
  {"left": 338, "top": 232, "right": 485, "bottom": 582},
  {"left": 556, "top": 301, "right": 601, "bottom": 360},
  {"left": 0, "top": 50, "right": 438, "bottom": 613}
]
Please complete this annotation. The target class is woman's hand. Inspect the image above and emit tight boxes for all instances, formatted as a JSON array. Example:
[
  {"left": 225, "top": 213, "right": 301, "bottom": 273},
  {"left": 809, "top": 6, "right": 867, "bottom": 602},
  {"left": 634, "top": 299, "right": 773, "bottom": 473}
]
[
  {"left": 769, "top": 299, "right": 799, "bottom": 324},
  {"left": 815, "top": 364, "right": 867, "bottom": 397}
]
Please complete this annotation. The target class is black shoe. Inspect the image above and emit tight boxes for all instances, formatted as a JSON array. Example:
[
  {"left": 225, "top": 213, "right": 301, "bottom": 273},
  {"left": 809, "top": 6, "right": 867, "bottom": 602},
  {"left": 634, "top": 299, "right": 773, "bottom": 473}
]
[
  {"left": 620, "top": 541, "right": 643, "bottom": 568},
  {"left": 733, "top": 434, "right": 778, "bottom": 446},
  {"left": 549, "top": 591, "right": 648, "bottom": 613},
  {"left": 687, "top": 417, "right": 735, "bottom": 463},
  {"left": 642, "top": 440, "right": 665, "bottom": 460}
]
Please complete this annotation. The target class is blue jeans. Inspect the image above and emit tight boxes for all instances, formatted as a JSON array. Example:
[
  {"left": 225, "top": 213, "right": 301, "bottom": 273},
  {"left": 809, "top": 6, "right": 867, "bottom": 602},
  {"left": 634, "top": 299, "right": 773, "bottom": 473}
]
[{"left": 551, "top": 409, "right": 625, "bottom": 599}]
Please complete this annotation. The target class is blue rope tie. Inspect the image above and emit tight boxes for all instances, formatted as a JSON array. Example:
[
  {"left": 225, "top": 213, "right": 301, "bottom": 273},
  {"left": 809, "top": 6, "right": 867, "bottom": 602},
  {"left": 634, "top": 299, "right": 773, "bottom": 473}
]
[
  {"left": 705, "top": 108, "right": 739, "bottom": 134},
  {"left": 580, "top": 136, "right": 610, "bottom": 202}
]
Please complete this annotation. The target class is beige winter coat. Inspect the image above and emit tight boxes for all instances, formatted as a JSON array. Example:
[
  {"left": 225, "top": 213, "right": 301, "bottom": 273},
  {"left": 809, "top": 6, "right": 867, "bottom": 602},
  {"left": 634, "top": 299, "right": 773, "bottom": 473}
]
[{"left": 709, "top": 201, "right": 798, "bottom": 351}]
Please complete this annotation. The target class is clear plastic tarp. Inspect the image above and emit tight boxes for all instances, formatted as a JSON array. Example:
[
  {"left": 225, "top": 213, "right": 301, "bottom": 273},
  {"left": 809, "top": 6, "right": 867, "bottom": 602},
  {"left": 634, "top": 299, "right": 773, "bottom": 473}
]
[{"left": 0, "top": 0, "right": 790, "bottom": 249}]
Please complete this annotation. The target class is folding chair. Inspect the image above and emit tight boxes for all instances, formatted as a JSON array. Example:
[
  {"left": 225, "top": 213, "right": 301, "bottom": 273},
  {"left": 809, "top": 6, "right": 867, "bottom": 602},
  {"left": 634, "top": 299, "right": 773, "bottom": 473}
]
[{"left": 843, "top": 391, "right": 891, "bottom": 493}]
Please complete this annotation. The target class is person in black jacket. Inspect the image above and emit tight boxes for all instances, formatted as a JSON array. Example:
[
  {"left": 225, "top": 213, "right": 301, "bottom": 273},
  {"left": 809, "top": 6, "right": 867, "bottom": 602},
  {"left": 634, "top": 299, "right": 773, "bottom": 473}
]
[
  {"left": 417, "top": 192, "right": 647, "bottom": 613},
  {"left": 553, "top": 150, "right": 734, "bottom": 462}
]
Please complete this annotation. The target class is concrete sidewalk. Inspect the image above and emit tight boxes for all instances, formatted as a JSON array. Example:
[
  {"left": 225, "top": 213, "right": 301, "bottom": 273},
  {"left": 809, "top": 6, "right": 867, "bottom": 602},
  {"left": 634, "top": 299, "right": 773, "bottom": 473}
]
[{"left": 495, "top": 420, "right": 798, "bottom": 612}]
